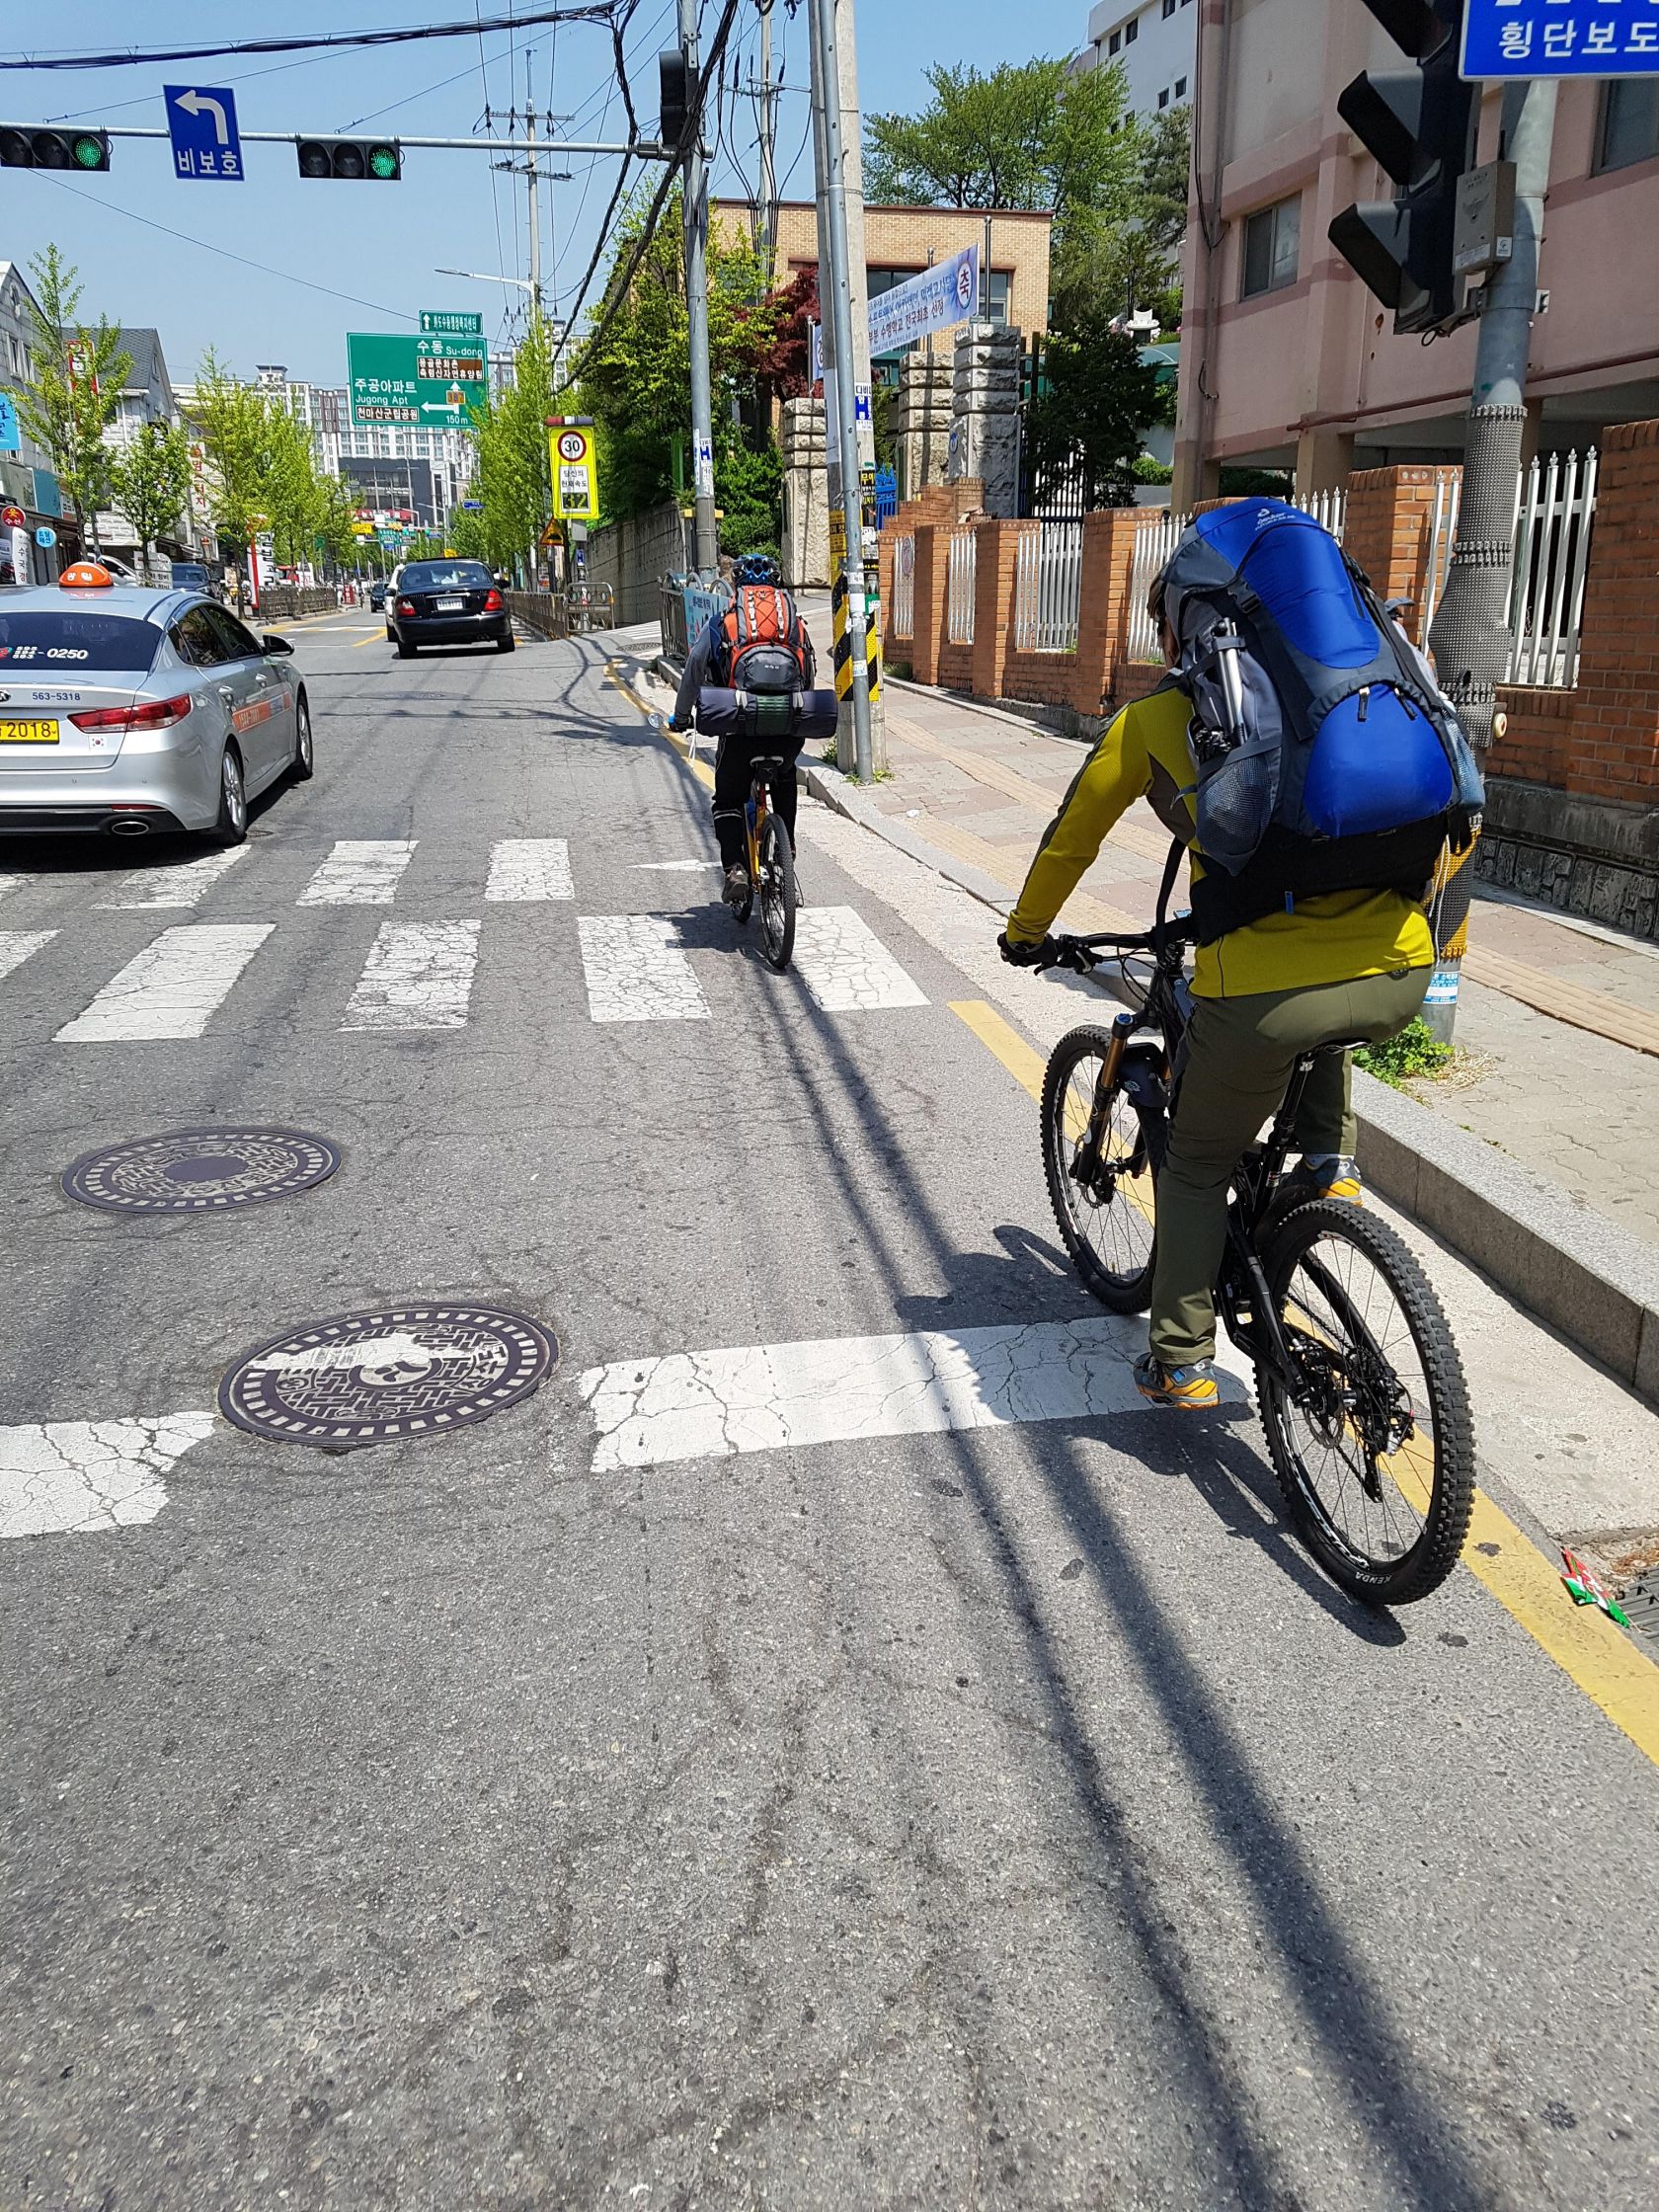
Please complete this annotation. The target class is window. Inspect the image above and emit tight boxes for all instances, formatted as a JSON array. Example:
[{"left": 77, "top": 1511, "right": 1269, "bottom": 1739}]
[
  {"left": 1158, "top": 89, "right": 1170, "bottom": 110},
  {"left": 1596, "top": 81, "right": 1659, "bottom": 175},
  {"left": 1175, "top": 76, "right": 1188, "bottom": 98},
  {"left": 171, "top": 606, "right": 225, "bottom": 668},
  {"left": 1125, "top": 15, "right": 1138, "bottom": 40},
  {"left": 1241, "top": 195, "right": 1303, "bottom": 298},
  {"left": 204, "top": 604, "right": 262, "bottom": 662},
  {"left": 1108, "top": 29, "right": 1120, "bottom": 52},
  {"left": 1163, "top": 0, "right": 1177, "bottom": 14}
]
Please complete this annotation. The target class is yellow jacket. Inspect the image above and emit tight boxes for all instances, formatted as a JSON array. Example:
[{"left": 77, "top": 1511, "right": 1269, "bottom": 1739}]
[{"left": 1005, "top": 681, "right": 1435, "bottom": 1000}]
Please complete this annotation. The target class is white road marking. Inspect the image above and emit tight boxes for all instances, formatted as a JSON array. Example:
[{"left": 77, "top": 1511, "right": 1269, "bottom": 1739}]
[
  {"left": 97, "top": 843, "right": 251, "bottom": 909},
  {"left": 634, "top": 859, "right": 721, "bottom": 873},
  {"left": 55, "top": 924, "right": 274, "bottom": 1042},
  {"left": 298, "top": 838, "right": 417, "bottom": 906},
  {"left": 1, "top": 928, "right": 56, "bottom": 982},
  {"left": 579, "top": 1314, "right": 1252, "bottom": 1472},
  {"left": 577, "top": 913, "right": 710, "bottom": 1023},
  {"left": 788, "top": 905, "right": 929, "bottom": 1012},
  {"left": 0, "top": 873, "right": 34, "bottom": 906},
  {"left": 342, "top": 919, "right": 480, "bottom": 1030},
  {"left": 485, "top": 837, "right": 574, "bottom": 902},
  {"left": 1, "top": 1411, "right": 216, "bottom": 1540}
]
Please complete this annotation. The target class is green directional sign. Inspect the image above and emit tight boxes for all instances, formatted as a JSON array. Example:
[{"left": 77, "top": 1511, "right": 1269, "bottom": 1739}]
[
  {"left": 420, "top": 309, "right": 484, "bottom": 338},
  {"left": 348, "top": 330, "right": 486, "bottom": 429}
]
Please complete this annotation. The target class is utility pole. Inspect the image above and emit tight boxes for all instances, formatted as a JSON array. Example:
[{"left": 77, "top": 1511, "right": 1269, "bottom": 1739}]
[
  {"left": 754, "top": 0, "right": 777, "bottom": 265},
  {"left": 1422, "top": 77, "right": 1557, "bottom": 1042},
  {"left": 677, "top": 0, "right": 719, "bottom": 574},
  {"left": 808, "top": 0, "right": 873, "bottom": 784},
  {"left": 524, "top": 52, "right": 542, "bottom": 324}
]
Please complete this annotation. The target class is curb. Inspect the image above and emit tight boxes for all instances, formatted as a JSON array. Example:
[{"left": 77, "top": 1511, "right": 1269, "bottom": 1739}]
[{"left": 802, "top": 759, "right": 1659, "bottom": 1411}]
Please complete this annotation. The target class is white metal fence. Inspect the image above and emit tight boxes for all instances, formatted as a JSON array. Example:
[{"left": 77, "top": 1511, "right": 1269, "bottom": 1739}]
[
  {"left": 1291, "top": 486, "right": 1348, "bottom": 539},
  {"left": 1013, "top": 519, "right": 1085, "bottom": 653},
  {"left": 947, "top": 527, "right": 977, "bottom": 645},
  {"left": 1126, "top": 509, "right": 1188, "bottom": 661},
  {"left": 891, "top": 531, "right": 915, "bottom": 638},
  {"left": 1422, "top": 449, "right": 1598, "bottom": 687}
]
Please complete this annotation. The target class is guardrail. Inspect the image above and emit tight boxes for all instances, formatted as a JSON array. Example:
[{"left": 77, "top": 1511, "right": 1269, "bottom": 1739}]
[
  {"left": 507, "top": 591, "right": 572, "bottom": 640},
  {"left": 253, "top": 585, "right": 339, "bottom": 621}
]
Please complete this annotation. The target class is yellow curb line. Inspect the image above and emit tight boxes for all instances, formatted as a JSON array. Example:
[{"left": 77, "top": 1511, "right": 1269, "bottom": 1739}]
[
  {"left": 606, "top": 660, "right": 715, "bottom": 790},
  {"left": 949, "top": 993, "right": 1659, "bottom": 1772}
]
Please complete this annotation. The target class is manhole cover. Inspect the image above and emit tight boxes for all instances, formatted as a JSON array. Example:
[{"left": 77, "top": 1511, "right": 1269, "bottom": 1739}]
[
  {"left": 219, "top": 1304, "right": 556, "bottom": 1449},
  {"left": 62, "top": 1128, "right": 342, "bottom": 1214}
]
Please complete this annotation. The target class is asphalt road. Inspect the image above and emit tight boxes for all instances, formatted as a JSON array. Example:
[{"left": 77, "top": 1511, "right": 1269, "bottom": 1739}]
[{"left": 3, "top": 612, "right": 1657, "bottom": 2211}]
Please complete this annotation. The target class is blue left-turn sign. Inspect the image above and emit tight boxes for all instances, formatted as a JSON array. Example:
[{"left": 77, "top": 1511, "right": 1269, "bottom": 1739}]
[{"left": 165, "top": 84, "right": 243, "bottom": 181}]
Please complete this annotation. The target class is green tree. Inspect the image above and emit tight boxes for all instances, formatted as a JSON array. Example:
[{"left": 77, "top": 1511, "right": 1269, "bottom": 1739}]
[
  {"left": 264, "top": 407, "right": 324, "bottom": 569},
  {"left": 1024, "top": 308, "right": 1162, "bottom": 512},
  {"left": 1, "top": 244, "right": 130, "bottom": 548},
  {"left": 446, "top": 497, "right": 491, "bottom": 564},
  {"left": 312, "top": 474, "right": 360, "bottom": 572},
  {"left": 472, "top": 317, "right": 557, "bottom": 577},
  {"left": 864, "top": 58, "right": 1143, "bottom": 257},
  {"left": 1054, "top": 104, "right": 1191, "bottom": 330},
  {"left": 108, "top": 421, "right": 194, "bottom": 578},
  {"left": 185, "top": 349, "right": 273, "bottom": 551}
]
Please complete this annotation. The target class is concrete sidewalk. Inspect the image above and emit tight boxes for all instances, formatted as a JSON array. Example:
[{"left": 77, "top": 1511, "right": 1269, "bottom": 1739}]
[{"left": 851, "top": 676, "right": 1659, "bottom": 1251}]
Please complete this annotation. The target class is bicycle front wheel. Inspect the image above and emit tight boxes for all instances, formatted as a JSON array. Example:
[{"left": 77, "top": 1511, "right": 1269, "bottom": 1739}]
[
  {"left": 1041, "top": 1026, "right": 1159, "bottom": 1312},
  {"left": 1257, "top": 1199, "right": 1474, "bottom": 1605},
  {"left": 756, "top": 812, "right": 796, "bottom": 971}
]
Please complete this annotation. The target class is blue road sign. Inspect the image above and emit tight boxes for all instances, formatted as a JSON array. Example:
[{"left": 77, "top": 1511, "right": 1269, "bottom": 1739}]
[
  {"left": 0, "top": 395, "right": 19, "bottom": 453},
  {"left": 164, "top": 83, "right": 243, "bottom": 181},
  {"left": 1462, "top": 1, "right": 1659, "bottom": 77}
]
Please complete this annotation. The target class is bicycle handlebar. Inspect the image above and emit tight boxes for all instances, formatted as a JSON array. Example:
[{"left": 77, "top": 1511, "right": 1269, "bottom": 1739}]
[{"left": 1037, "top": 917, "right": 1196, "bottom": 972}]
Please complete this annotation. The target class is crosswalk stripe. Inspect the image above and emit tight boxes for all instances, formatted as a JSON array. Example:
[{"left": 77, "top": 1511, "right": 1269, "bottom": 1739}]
[
  {"left": 55, "top": 924, "right": 274, "bottom": 1042},
  {"left": 789, "top": 905, "right": 927, "bottom": 1011},
  {"left": 2, "top": 1411, "right": 217, "bottom": 1539},
  {"left": 577, "top": 913, "right": 710, "bottom": 1023},
  {"left": 579, "top": 1313, "right": 1253, "bottom": 1472},
  {"left": 97, "top": 844, "right": 251, "bottom": 909},
  {"left": 0, "top": 927, "right": 56, "bottom": 982},
  {"left": 342, "top": 919, "right": 480, "bottom": 1030},
  {"left": 298, "top": 839, "right": 417, "bottom": 906},
  {"left": 0, "top": 873, "right": 33, "bottom": 907},
  {"left": 485, "top": 838, "right": 574, "bottom": 902}
]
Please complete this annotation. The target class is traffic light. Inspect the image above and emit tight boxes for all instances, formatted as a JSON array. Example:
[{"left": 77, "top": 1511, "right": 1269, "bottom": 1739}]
[
  {"left": 658, "top": 49, "right": 696, "bottom": 148},
  {"left": 295, "top": 136, "right": 401, "bottom": 182},
  {"left": 1328, "top": 0, "right": 1475, "bottom": 335},
  {"left": 0, "top": 125, "right": 111, "bottom": 173}
]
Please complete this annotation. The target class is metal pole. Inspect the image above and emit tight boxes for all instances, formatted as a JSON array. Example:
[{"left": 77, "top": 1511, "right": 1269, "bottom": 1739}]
[
  {"left": 98, "top": 127, "right": 663, "bottom": 156},
  {"left": 678, "top": 0, "right": 720, "bottom": 574},
  {"left": 1423, "top": 75, "right": 1558, "bottom": 1045},
  {"left": 809, "top": 0, "right": 873, "bottom": 784}
]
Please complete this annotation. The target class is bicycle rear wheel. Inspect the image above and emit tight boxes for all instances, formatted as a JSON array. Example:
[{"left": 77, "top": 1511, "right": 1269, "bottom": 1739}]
[
  {"left": 756, "top": 812, "right": 796, "bottom": 971},
  {"left": 1041, "top": 1026, "right": 1159, "bottom": 1312},
  {"left": 1256, "top": 1198, "right": 1474, "bottom": 1605}
]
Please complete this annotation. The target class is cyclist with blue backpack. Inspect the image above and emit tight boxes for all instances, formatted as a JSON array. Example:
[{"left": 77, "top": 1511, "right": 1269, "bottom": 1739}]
[
  {"left": 670, "top": 552, "right": 819, "bottom": 908},
  {"left": 1000, "top": 501, "right": 1481, "bottom": 1410}
]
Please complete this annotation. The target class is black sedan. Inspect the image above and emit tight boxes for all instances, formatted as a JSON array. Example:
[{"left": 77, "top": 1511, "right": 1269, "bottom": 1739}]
[{"left": 387, "top": 560, "right": 514, "bottom": 657}]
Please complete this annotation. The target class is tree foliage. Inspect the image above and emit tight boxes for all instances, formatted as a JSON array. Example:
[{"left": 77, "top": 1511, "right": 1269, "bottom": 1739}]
[
  {"left": 108, "top": 421, "right": 193, "bottom": 561},
  {"left": 472, "top": 316, "right": 557, "bottom": 573},
  {"left": 1024, "top": 310, "right": 1162, "bottom": 512},
  {"left": 185, "top": 349, "right": 273, "bottom": 547},
  {"left": 0, "top": 244, "right": 130, "bottom": 538},
  {"left": 185, "top": 351, "right": 362, "bottom": 577}
]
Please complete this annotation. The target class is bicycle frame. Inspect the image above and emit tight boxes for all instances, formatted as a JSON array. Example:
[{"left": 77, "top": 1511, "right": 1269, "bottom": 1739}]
[{"left": 744, "top": 775, "right": 772, "bottom": 885}]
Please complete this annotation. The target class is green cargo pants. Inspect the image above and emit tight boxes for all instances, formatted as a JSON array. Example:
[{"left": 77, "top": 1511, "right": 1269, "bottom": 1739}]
[{"left": 1147, "top": 966, "right": 1431, "bottom": 1369}]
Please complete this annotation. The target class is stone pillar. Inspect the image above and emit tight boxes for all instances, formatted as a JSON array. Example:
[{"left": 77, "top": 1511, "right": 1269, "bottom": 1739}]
[
  {"left": 1295, "top": 427, "right": 1355, "bottom": 495},
  {"left": 895, "top": 351, "right": 953, "bottom": 500},
  {"left": 909, "top": 522, "right": 949, "bottom": 688},
  {"left": 948, "top": 322, "right": 1023, "bottom": 518},
  {"left": 1075, "top": 506, "right": 1152, "bottom": 715},
  {"left": 970, "top": 518, "right": 1022, "bottom": 702},
  {"left": 780, "top": 396, "right": 829, "bottom": 589}
]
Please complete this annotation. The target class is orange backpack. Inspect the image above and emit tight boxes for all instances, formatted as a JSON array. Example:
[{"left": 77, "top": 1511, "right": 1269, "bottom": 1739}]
[{"left": 720, "top": 585, "right": 810, "bottom": 694}]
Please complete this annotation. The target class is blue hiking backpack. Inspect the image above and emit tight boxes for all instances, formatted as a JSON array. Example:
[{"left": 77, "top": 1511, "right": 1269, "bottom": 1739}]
[{"left": 1157, "top": 501, "right": 1484, "bottom": 943}]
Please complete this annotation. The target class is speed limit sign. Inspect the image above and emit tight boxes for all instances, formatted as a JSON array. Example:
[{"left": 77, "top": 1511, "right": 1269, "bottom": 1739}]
[
  {"left": 548, "top": 422, "right": 597, "bottom": 520},
  {"left": 557, "top": 431, "right": 587, "bottom": 462}
]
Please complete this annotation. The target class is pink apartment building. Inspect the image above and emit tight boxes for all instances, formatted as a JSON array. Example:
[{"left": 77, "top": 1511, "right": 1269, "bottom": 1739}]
[{"left": 1171, "top": 0, "right": 1659, "bottom": 503}]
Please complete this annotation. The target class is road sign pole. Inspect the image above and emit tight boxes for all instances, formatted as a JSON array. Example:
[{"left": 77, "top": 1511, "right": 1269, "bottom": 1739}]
[
  {"left": 1423, "top": 73, "right": 1559, "bottom": 1044},
  {"left": 674, "top": 0, "right": 719, "bottom": 575},
  {"left": 809, "top": 0, "right": 873, "bottom": 786}
]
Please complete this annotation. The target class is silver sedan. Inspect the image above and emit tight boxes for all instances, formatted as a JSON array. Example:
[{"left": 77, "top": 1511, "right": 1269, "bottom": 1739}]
[{"left": 0, "top": 579, "right": 313, "bottom": 843}]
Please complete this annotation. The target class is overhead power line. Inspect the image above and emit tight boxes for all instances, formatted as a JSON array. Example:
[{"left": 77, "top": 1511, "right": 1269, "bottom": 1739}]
[{"left": 0, "top": 8, "right": 619, "bottom": 74}]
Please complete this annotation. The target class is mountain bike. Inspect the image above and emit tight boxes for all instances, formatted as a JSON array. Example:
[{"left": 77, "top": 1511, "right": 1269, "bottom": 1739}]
[
  {"left": 1031, "top": 902, "right": 1474, "bottom": 1607},
  {"left": 729, "top": 750, "right": 797, "bottom": 973}
]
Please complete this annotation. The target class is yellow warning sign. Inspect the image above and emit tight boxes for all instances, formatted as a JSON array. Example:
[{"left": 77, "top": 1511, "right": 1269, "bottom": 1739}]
[{"left": 549, "top": 423, "right": 598, "bottom": 521}]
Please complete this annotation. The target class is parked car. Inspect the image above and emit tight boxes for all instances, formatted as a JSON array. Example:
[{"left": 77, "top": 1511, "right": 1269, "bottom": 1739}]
[
  {"left": 170, "top": 561, "right": 215, "bottom": 596},
  {"left": 386, "top": 559, "right": 514, "bottom": 656},
  {"left": 0, "top": 566, "right": 313, "bottom": 843}
]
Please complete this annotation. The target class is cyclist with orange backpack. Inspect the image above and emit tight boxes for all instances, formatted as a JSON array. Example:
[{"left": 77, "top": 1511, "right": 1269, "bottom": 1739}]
[{"left": 670, "top": 553, "right": 818, "bottom": 908}]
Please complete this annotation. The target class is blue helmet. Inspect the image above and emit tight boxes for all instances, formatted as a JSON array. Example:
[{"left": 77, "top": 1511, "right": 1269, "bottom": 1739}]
[{"left": 732, "top": 552, "right": 780, "bottom": 587}]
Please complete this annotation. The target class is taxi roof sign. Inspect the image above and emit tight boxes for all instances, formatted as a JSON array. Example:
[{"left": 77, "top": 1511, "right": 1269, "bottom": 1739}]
[{"left": 60, "top": 560, "right": 114, "bottom": 590}]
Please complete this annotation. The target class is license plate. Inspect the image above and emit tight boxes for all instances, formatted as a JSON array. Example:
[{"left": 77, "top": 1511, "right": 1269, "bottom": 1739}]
[
  {"left": 0, "top": 717, "right": 57, "bottom": 744},
  {"left": 435, "top": 596, "right": 464, "bottom": 611}
]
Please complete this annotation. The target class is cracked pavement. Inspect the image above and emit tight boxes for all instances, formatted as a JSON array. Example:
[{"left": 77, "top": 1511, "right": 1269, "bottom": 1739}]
[{"left": 2, "top": 618, "right": 1657, "bottom": 2210}]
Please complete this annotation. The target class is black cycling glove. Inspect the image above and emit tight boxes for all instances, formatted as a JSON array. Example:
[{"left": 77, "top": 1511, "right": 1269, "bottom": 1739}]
[{"left": 998, "top": 930, "right": 1055, "bottom": 969}]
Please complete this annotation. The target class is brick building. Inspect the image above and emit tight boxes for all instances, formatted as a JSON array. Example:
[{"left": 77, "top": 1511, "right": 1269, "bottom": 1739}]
[{"left": 711, "top": 198, "right": 1054, "bottom": 369}]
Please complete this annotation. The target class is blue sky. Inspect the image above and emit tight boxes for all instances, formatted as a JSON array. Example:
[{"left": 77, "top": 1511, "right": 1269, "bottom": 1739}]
[{"left": 0, "top": 0, "right": 1059, "bottom": 390}]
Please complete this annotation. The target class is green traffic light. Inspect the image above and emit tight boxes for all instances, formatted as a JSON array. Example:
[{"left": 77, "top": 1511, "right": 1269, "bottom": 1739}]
[
  {"left": 368, "top": 144, "right": 399, "bottom": 180},
  {"left": 71, "top": 134, "right": 106, "bottom": 170}
]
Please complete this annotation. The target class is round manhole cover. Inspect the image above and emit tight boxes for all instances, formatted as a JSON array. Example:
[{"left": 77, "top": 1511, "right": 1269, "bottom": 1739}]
[
  {"left": 219, "top": 1304, "right": 556, "bottom": 1449},
  {"left": 61, "top": 1128, "right": 342, "bottom": 1214}
]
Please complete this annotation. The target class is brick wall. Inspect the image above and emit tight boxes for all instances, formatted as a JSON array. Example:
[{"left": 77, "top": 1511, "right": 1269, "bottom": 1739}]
[
  {"left": 1563, "top": 418, "right": 1659, "bottom": 806},
  {"left": 1343, "top": 465, "right": 1450, "bottom": 643},
  {"left": 1489, "top": 685, "right": 1575, "bottom": 787}
]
